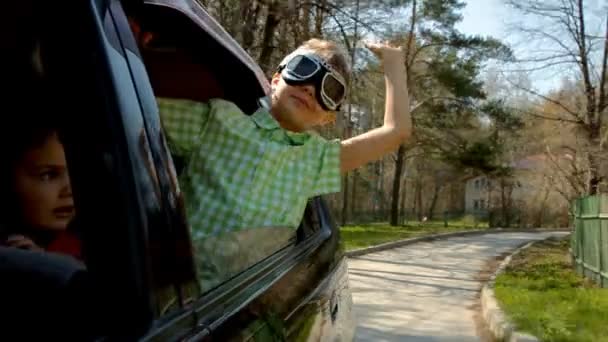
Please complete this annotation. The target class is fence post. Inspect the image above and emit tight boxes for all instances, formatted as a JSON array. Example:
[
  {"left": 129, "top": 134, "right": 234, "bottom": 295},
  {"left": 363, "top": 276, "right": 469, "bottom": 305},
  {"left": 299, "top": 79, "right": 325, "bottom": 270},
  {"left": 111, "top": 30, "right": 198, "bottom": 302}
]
[{"left": 600, "top": 195, "right": 607, "bottom": 287}]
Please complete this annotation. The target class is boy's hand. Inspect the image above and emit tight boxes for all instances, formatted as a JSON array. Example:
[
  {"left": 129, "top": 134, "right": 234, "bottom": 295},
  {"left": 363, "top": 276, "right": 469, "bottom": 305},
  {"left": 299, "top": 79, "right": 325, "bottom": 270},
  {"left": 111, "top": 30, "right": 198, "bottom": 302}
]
[{"left": 364, "top": 41, "right": 405, "bottom": 67}]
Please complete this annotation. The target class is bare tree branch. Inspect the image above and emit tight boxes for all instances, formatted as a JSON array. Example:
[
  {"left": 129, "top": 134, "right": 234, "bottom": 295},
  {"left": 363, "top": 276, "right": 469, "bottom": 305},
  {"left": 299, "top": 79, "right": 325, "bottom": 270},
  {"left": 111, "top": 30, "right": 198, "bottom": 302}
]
[
  {"left": 404, "top": 0, "right": 416, "bottom": 70},
  {"left": 516, "top": 26, "right": 580, "bottom": 61},
  {"left": 500, "top": 60, "right": 575, "bottom": 73},
  {"left": 514, "top": 107, "right": 585, "bottom": 124},
  {"left": 308, "top": 0, "right": 383, "bottom": 36},
  {"left": 545, "top": 145, "right": 586, "bottom": 196},
  {"left": 503, "top": 75, "right": 584, "bottom": 121}
]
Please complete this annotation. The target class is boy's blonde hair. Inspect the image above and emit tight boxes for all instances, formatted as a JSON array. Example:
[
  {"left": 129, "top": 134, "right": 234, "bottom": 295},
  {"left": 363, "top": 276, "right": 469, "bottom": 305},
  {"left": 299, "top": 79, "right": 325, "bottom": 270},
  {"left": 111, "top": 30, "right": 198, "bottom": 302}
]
[{"left": 294, "top": 38, "right": 351, "bottom": 86}]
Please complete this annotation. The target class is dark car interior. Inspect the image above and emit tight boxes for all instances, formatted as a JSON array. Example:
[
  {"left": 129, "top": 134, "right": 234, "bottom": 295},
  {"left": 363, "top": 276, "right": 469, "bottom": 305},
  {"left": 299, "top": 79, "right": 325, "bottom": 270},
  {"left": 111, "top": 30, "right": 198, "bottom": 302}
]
[{"left": 130, "top": 3, "right": 267, "bottom": 114}]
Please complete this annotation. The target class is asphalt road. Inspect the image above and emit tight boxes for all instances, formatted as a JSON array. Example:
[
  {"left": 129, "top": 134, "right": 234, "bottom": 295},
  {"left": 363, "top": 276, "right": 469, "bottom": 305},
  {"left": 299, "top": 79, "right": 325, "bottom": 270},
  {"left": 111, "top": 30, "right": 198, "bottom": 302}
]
[{"left": 348, "top": 232, "right": 568, "bottom": 342}]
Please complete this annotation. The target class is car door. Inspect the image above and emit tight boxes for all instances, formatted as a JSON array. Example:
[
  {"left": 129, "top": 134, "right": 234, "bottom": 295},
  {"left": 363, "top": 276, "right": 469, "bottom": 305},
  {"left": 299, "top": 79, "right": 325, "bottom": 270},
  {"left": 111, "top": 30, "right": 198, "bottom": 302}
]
[{"left": 109, "top": 1, "right": 354, "bottom": 341}]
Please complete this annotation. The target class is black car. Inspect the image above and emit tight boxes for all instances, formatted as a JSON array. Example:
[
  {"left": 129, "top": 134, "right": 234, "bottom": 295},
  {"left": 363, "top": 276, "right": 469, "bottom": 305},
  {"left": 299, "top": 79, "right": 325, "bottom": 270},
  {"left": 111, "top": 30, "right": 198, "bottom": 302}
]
[{"left": 0, "top": 0, "right": 354, "bottom": 340}]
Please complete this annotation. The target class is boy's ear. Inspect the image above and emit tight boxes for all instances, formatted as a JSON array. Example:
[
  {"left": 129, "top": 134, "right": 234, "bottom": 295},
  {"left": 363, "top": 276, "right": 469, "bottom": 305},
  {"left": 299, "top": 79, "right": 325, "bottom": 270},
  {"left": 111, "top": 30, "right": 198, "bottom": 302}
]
[{"left": 271, "top": 72, "right": 281, "bottom": 86}]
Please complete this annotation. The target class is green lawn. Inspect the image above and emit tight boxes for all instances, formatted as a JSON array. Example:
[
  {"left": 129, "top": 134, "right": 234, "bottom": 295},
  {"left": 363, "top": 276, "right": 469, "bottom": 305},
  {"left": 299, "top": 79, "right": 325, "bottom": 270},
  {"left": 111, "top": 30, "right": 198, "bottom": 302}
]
[
  {"left": 495, "top": 238, "right": 608, "bottom": 342},
  {"left": 340, "top": 218, "right": 488, "bottom": 251}
]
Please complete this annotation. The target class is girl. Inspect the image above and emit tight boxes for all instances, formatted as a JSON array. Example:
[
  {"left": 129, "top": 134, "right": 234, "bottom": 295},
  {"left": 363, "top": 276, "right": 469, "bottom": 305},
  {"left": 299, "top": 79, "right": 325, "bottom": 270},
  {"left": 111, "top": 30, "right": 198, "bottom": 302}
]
[{"left": 1, "top": 92, "right": 80, "bottom": 259}]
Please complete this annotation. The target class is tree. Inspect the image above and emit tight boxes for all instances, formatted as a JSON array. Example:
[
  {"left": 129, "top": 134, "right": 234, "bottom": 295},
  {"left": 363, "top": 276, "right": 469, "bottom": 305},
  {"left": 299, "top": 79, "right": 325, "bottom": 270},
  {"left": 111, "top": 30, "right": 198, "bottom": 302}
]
[
  {"left": 504, "top": 0, "right": 608, "bottom": 195},
  {"left": 199, "top": 0, "right": 515, "bottom": 224},
  {"left": 383, "top": 0, "right": 512, "bottom": 225}
]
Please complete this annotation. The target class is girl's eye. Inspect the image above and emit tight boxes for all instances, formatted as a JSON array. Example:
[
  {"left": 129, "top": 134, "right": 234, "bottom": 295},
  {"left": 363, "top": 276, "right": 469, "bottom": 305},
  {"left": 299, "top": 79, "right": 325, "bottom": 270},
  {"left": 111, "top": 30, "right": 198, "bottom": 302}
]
[{"left": 39, "top": 170, "right": 58, "bottom": 182}]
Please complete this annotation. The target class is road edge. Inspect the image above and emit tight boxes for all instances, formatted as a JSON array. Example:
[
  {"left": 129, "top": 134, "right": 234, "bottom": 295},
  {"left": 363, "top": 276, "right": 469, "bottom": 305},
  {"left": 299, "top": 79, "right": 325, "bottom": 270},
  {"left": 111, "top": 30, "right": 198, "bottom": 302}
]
[
  {"left": 480, "top": 234, "right": 570, "bottom": 342},
  {"left": 480, "top": 241, "right": 538, "bottom": 342},
  {"left": 344, "top": 228, "right": 570, "bottom": 258}
]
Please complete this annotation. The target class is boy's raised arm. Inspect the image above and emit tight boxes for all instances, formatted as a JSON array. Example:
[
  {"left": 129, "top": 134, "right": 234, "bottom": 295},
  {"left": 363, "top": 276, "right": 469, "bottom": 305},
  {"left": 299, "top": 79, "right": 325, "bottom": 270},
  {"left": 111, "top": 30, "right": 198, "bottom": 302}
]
[{"left": 340, "top": 42, "right": 412, "bottom": 173}]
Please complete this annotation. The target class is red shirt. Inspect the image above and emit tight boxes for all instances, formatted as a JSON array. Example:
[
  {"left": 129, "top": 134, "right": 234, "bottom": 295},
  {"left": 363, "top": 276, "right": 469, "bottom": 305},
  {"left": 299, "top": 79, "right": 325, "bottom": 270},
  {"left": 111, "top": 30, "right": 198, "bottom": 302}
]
[{"left": 47, "top": 231, "right": 83, "bottom": 261}]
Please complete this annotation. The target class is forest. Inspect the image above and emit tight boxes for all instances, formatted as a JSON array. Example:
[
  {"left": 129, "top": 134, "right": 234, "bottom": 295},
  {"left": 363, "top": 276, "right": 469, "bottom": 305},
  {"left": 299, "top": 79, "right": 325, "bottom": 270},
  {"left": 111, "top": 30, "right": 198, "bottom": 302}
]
[{"left": 201, "top": 0, "right": 607, "bottom": 228}]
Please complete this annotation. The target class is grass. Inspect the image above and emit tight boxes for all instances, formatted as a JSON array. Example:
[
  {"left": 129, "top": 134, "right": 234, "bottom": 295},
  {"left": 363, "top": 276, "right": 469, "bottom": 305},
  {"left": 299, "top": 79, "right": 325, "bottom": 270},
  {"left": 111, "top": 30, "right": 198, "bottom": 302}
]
[
  {"left": 494, "top": 238, "right": 608, "bottom": 342},
  {"left": 340, "top": 218, "right": 489, "bottom": 251}
]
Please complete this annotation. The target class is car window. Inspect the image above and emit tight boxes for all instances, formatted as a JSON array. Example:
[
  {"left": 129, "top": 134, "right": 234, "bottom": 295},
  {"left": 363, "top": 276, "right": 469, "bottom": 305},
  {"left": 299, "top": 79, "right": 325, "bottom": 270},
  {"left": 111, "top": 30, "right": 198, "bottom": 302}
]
[
  {"left": 0, "top": 0, "right": 191, "bottom": 329},
  {"left": 0, "top": 3, "right": 84, "bottom": 268},
  {"left": 0, "top": 4, "right": 102, "bottom": 339},
  {"left": 127, "top": 2, "right": 321, "bottom": 294}
]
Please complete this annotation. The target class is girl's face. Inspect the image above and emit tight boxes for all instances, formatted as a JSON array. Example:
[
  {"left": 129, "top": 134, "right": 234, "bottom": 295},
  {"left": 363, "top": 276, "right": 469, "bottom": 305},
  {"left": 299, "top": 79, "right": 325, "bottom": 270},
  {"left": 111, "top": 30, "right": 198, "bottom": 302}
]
[{"left": 13, "top": 132, "right": 74, "bottom": 231}]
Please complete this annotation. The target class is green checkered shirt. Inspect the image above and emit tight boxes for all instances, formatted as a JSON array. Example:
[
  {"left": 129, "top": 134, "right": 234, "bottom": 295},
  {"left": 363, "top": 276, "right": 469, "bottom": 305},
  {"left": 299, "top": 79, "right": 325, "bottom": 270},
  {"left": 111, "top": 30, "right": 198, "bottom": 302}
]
[{"left": 158, "top": 98, "right": 341, "bottom": 239}]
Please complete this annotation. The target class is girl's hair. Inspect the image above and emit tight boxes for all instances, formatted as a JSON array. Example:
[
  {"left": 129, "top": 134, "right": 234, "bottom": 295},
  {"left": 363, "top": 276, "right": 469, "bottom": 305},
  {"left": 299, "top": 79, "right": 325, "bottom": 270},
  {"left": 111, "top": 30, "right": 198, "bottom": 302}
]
[{"left": 0, "top": 86, "right": 59, "bottom": 231}]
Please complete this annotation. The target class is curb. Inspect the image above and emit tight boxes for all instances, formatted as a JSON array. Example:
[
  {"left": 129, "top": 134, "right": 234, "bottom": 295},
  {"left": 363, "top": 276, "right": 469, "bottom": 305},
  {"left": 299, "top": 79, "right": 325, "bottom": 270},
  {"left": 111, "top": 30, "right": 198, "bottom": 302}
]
[
  {"left": 345, "top": 228, "right": 570, "bottom": 258},
  {"left": 480, "top": 234, "right": 570, "bottom": 342},
  {"left": 480, "top": 241, "right": 537, "bottom": 342}
]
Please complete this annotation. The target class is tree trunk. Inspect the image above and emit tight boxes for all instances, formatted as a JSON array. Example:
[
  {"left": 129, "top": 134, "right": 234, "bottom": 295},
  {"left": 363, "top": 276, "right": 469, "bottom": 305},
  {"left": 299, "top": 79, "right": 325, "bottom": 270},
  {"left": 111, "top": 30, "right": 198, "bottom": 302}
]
[
  {"left": 575, "top": 0, "right": 604, "bottom": 195},
  {"left": 351, "top": 170, "right": 358, "bottom": 220},
  {"left": 416, "top": 180, "right": 423, "bottom": 221},
  {"left": 390, "top": 146, "right": 406, "bottom": 226},
  {"left": 596, "top": 11, "right": 608, "bottom": 116},
  {"left": 534, "top": 189, "right": 550, "bottom": 228},
  {"left": 300, "top": 1, "right": 311, "bottom": 41},
  {"left": 427, "top": 183, "right": 441, "bottom": 220},
  {"left": 227, "top": 0, "right": 246, "bottom": 37},
  {"left": 379, "top": 160, "right": 386, "bottom": 217},
  {"left": 240, "top": 0, "right": 260, "bottom": 51},
  {"left": 277, "top": 19, "right": 289, "bottom": 60},
  {"left": 341, "top": 175, "right": 349, "bottom": 225},
  {"left": 400, "top": 172, "right": 408, "bottom": 224},
  {"left": 505, "top": 186, "right": 514, "bottom": 227},
  {"left": 373, "top": 164, "right": 378, "bottom": 217},
  {"left": 587, "top": 148, "right": 602, "bottom": 195},
  {"left": 314, "top": 0, "right": 325, "bottom": 37},
  {"left": 500, "top": 178, "right": 507, "bottom": 227},
  {"left": 258, "top": 1, "right": 282, "bottom": 74},
  {"left": 342, "top": 0, "right": 360, "bottom": 225}
]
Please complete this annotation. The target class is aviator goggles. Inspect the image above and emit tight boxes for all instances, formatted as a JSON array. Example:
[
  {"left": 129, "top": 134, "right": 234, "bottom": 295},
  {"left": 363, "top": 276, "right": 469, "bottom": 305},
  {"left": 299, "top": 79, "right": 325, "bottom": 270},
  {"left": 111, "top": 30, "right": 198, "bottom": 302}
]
[{"left": 278, "top": 53, "right": 347, "bottom": 111}]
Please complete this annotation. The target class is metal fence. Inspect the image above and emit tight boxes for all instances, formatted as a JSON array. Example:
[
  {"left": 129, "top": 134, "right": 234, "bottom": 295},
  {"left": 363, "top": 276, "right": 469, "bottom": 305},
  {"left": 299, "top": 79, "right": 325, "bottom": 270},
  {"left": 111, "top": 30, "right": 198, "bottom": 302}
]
[
  {"left": 329, "top": 208, "right": 470, "bottom": 225},
  {"left": 571, "top": 194, "right": 608, "bottom": 287}
]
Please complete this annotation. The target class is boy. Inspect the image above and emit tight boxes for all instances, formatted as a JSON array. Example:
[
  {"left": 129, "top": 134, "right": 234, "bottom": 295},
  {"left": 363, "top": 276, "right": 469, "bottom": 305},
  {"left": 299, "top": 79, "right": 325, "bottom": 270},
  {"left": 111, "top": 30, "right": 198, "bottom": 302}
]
[{"left": 158, "top": 39, "right": 410, "bottom": 288}]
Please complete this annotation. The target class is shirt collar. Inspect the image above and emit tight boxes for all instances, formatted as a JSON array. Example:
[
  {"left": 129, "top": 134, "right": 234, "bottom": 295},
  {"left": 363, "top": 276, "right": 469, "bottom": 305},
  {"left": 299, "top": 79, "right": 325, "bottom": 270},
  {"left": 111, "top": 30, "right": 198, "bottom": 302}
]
[{"left": 252, "top": 98, "right": 311, "bottom": 145}]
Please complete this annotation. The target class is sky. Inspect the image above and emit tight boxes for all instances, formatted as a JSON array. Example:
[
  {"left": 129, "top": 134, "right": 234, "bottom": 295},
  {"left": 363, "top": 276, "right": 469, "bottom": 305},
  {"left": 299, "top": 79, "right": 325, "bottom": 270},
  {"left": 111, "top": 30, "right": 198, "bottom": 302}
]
[
  {"left": 456, "top": 0, "right": 507, "bottom": 41},
  {"left": 455, "top": 0, "right": 554, "bottom": 93},
  {"left": 456, "top": 0, "right": 607, "bottom": 94}
]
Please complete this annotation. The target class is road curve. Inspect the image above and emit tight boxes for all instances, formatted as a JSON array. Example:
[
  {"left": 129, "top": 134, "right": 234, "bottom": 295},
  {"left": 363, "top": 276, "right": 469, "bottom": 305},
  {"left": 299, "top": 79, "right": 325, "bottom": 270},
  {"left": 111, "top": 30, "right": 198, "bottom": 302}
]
[{"left": 348, "top": 232, "right": 568, "bottom": 342}]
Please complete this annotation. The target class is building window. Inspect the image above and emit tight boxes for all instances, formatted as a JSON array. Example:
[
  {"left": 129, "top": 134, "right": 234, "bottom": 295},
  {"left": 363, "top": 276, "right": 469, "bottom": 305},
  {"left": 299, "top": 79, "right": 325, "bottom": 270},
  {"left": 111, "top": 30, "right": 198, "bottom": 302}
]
[
  {"left": 480, "top": 199, "right": 485, "bottom": 209},
  {"left": 473, "top": 200, "right": 479, "bottom": 209},
  {"left": 475, "top": 180, "right": 480, "bottom": 189}
]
